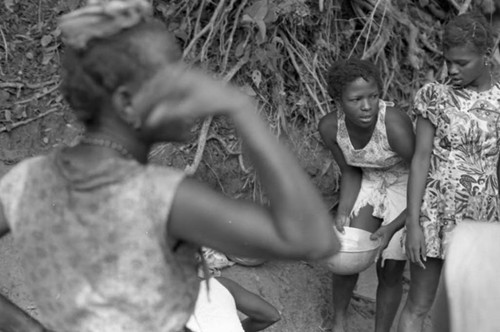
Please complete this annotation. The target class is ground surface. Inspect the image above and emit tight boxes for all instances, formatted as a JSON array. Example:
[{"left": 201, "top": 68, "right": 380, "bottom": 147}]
[{"left": 0, "top": 1, "right": 433, "bottom": 332}]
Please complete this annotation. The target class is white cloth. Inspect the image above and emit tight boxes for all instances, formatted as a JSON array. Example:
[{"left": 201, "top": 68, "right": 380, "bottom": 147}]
[
  {"left": 186, "top": 278, "right": 244, "bottom": 332},
  {"left": 444, "top": 222, "right": 500, "bottom": 332},
  {"left": 351, "top": 171, "right": 407, "bottom": 262}
]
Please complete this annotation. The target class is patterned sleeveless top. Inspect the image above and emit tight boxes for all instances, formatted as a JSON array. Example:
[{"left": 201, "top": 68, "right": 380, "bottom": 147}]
[
  {"left": 336, "top": 100, "right": 407, "bottom": 174},
  {"left": 0, "top": 151, "right": 200, "bottom": 332}
]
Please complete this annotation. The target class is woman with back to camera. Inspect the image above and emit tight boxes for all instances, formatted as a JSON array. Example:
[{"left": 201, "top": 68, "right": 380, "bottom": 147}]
[
  {"left": 319, "top": 59, "right": 415, "bottom": 332},
  {"left": 398, "top": 12, "right": 500, "bottom": 332},
  {"left": 0, "top": 1, "right": 340, "bottom": 331}
]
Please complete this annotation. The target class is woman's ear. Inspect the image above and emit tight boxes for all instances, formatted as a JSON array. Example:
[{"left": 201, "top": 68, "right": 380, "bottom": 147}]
[
  {"left": 484, "top": 48, "right": 493, "bottom": 66},
  {"left": 112, "top": 86, "right": 142, "bottom": 130}
]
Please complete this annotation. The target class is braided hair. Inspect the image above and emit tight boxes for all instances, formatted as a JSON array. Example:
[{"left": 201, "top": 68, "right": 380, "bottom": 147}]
[
  {"left": 443, "top": 12, "right": 494, "bottom": 55},
  {"left": 326, "top": 58, "right": 383, "bottom": 101}
]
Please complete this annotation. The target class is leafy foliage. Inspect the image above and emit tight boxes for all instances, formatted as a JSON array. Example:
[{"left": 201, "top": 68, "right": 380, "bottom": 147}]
[{"left": 151, "top": 0, "right": 498, "bottom": 195}]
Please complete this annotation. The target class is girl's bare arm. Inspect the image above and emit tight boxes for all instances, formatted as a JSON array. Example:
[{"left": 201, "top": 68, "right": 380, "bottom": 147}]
[
  {"left": 406, "top": 116, "right": 435, "bottom": 267},
  {"left": 216, "top": 277, "right": 280, "bottom": 332},
  {"left": 318, "top": 113, "right": 362, "bottom": 225}
]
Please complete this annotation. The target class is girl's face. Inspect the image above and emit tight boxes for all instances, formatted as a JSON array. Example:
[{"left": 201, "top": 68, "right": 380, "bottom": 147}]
[
  {"left": 340, "top": 77, "right": 380, "bottom": 129},
  {"left": 444, "top": 44, "right": 489, "bottom": 89}
]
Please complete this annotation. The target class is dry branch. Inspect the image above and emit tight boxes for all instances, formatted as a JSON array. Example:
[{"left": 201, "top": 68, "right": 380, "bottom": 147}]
[
  {"left": 458, "top": 0, "right": 472, "bottom": 14},
  {"left": 282, "top": 34, "right": 327, "bottom": 116},
  {"left": 15, "top": 83, "right": 61, "bottom": 104},
  {"left": 183, "top": 0, "right": 227, "bottom": 59},
  {"left": 0, "top": 108, "right": 59, "bottom": 133},
  {"left": 185, "top": 115, "right": 213, "bottom": 175},
  {"left": 0, "top": 79, "right": 59, "bottom": 89},
  {"left": 184, "top": 55, "right": 249, "bottom": 175},
  {"left": 200, "top": 0, "right": 227, "bottom": 62},
  {"left": 221, "top": 0, "right": 248, "bottom": 72},
  {"left": 0, "top": 25, "right": 9, "bottom": 65}
]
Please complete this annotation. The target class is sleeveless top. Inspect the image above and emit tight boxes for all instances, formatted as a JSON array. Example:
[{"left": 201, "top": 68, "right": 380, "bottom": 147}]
[
  {"left": 0, "top": 151, "right": 200, "bottom": 332},
  {"left": 336, "top": 100, "right": 407, "bottom": 175}
]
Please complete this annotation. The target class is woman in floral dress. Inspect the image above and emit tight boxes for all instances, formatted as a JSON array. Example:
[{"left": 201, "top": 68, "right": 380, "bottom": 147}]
[{"left": 398, "top": 12, "right": 500, "bottom": 332}]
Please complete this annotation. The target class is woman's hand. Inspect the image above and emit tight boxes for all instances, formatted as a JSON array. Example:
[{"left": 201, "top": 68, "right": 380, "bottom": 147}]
[
  {"left": 370, "top": 225, "right": 393, "bottom": 258},
  {"left": 405, "top": 222, "right": 427, "bottom": 269},
  {"left": 335, "top": 213, "right": 350, "bottom": 234},
  {"left": 134, "top": 66, "right": 251, "bottom": 124}
]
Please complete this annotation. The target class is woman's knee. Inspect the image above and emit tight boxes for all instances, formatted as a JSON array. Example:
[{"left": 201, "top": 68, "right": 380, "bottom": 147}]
[
  {"left": 406, "top": 279, "right": 440, "bottom": 314},
  {"left": 377, "top": 260, "right": 405, "bottom": 286},
  {"left": 405, "top": 259, "right": 443, "bottom": 313},
  {"left": 406, "top": 293, "right": 435, "bottom": 317}
]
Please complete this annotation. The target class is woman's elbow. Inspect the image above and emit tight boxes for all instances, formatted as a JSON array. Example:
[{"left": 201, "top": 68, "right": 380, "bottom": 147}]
[
  {"left": 267, "top": 309, "right": 281, "bottom": 325},
  {"left": 271, "top": 212, "right": 341, "bottom": 260},
  {"left": 304, "top": 237, "right": 341, "bottom": 260},
  {"left": 287, "top": 231, "right": 341, "bottom": 260}
]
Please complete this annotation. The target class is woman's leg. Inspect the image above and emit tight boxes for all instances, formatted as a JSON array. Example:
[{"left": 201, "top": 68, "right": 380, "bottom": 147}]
[
  {"left": 331, "top": 273, "right": 359, "bottom": 332},
  {"left": 332, "top": 205, "right": 381, "bottom": 332},
  {"left": 430, "top": 274, "right": 450, "bottom": 332},
  {"left": 375, "top": 259, "right": 406, "bottom": 332},
  {"left": 397, "top": 258, "right": 443, "bottom": 332}
]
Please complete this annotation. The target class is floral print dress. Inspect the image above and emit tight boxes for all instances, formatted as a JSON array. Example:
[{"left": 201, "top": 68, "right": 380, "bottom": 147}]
[{"left": 413, "top": 82, "right": 500, "bottom": 259}]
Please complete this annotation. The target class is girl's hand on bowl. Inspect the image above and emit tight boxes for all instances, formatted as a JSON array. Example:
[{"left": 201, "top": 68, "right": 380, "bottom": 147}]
[
  {"left": 370, "top": 225, "right": 392, "bottom": 248},
  {"left": 370, "top": 225, "right": 392, "bottom": 259},
  {"left": 335, "top": 213, "right": 350, "bottom": 234}
]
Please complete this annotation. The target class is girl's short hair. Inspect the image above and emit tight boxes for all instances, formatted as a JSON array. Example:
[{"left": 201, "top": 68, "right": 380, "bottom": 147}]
[
  {"left": 60, "top": 20, "right": 181, "bottom": 125},
  {"left": 326, "top": 59, "right": 383, "bottom": 100},
  {"left": 442, "top": 12, "right": 494, "bottom": 54}
]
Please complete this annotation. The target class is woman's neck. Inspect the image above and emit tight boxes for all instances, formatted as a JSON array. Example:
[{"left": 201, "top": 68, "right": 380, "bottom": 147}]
[
  {"left": 84, "top": 127, "right": 150, "bottom": 164},
  {"left": 344, "top": 116, "right": 377, "bottom": 150},
  {"left": 466, "top": 71, "right": 494, "bottom": 92}
]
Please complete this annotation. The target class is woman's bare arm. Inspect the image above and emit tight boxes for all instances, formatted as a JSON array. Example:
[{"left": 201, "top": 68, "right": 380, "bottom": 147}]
[
  {"left": 371, "top": 107, "right": 415, "bottom": 240},
  {"left": 405, "top": 116, "right": 435, "bottom": 267},
  {"left": 147, "top": 69, "right": 340, "bottom": 260},
  {"left": 318, "top": 113, "right": 362, "bottom": 231},
  {"left": 217, "top": 277, "right": 280, "bottom": 332}
]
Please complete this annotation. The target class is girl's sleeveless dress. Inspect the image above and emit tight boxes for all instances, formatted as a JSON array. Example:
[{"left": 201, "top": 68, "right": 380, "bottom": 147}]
[
  {"left": 412, "top": 82, "right": 500, "bottom": 259},
  {"left": 336, "top": 100, "right": 409, "bottom": 262},
  {"left": 0, "top": 151, "right": 200, "bottom": 332}
]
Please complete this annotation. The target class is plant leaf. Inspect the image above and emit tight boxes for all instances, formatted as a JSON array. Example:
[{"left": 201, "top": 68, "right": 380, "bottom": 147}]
[
  {"left": 42, "top": 51, "right": 55, "bottom": 65},
  {"left": 41, "top": 35, "right": 53, "bottom": 47},
  {"left": 4, "top": 0, "right": 15, "bottom": 12},
  {"left": 251, "top": 70, "right": 262, "bottom": 88}
]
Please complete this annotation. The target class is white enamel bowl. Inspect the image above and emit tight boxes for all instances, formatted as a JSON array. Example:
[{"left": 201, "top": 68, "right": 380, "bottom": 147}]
[{"left": 324, "top": 227, "right": 381, "bottom": 275}]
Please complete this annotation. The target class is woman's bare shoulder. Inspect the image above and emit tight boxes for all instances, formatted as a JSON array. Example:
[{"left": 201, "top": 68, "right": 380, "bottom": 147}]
[
  {"left": 385, "top": 106, "right": 413, "bottom": 132},
  {"left": 318, "top": 112, "right": 338, "bottom": 143}
]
